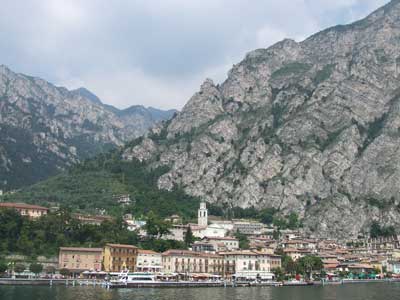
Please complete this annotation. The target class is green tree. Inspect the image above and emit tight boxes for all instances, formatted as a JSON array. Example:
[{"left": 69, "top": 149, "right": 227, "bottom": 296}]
[
  {"left": 144, "top": 211, "right": 171, "bottom": 238},
  {"left": 234, "top": 230, "right": 250, "bottom": 249},
  {"left": 272, "top": 229, "right": 281, "bottom": 240},
  {"left": 258, "top": 208, "right": 276, "bottom": 224},
  {"left": 281, "top": 254, "right": 297, "bottom": 277},
  {"left": 184, "top": 226, "right": 195, "bottom": 247},
  {"left": 287, "top": 212, "right": 299, "bottom": 229},
  {"left": 272, "top": 267, "right": 285, "bottom": 281},
  {"left": 45, "top": 266, "right": 56, "bottom": 274},
  {"left": 0, "top": 261, "right": 7, "bottom": 274},
  {"left": 59, "top": 268, "right": 70, "bottom": 277},
  {"left": 272, "top": 217, "right": 287, "bottom": 230},
  {"left": 297, "top": 255, "right": 323, "bottom": 278},
  {"left": 29, "top": 263, "right": 43, "bottom": 276},
  {"left": 14, "top": 263, "right": 25, "bottom": 274},
  {"left": 370, "top": 221, "right": 381, "bottom": 238}
]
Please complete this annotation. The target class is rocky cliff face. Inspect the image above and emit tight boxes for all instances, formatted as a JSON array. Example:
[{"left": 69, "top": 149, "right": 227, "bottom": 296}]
[
  {"left": 0, "top": 67, "right": 174, "bottom": 189},
  {"left": 124, "top": 0, "right": 400, "bottom": 238}
]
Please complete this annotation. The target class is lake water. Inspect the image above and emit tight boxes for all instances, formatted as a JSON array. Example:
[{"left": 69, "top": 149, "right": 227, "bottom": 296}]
[{"left": 1, "top": 283, "right": 400, "bottom": 300}]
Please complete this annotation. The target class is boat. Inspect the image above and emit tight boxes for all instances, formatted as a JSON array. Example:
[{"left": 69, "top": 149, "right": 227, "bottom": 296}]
[
  {"left": 283, "top": 280, "right": 314, "bottom": 286},
  {"left": 115, "top": 272, "right": 157, "bottom": 284}
]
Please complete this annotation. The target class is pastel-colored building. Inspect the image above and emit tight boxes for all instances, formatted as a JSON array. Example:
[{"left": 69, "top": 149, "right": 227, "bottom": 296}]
[
  {"left": 387, "top": 261, "right": 400, "bottom": 274},
  {"left": 136, "top": 249, "right": 162, "bottom": 273},
  {"left": 220, "top": 250, "right": 281, "bottom": 277},
  {"left": 162, "top": 250, "right": 224, "bottom": 275},
  {"left": 59, "top": 247, "right": 103, "bottom": 275},
  {"left": 0, "top": 202, "right": 48, "bottom": 219},
  {"left": 103, "top": 244, "right": 138, "bottom": 272}
]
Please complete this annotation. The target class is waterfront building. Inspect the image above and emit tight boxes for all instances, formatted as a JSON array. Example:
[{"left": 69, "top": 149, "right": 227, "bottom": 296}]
[
  {"left": 0, "top": 202, "right": 48, "bottom": 219},
  {"left": 162, "top": 250, "right": 224, "bottom": 276},
  {"left": 386, "top": 260, "right": 400, "bottom": 274},
  {"left": 103, "top": 244, "right": 138, "bottom": 272},
  {"left": 136, "top": 249, "right": 162, "bottom": 273},
  {"left": 59, "top": 247, "right": 103, "bottom": 275},
  {"left": 220, "top": 250, "right": 281, "bottom": 278}
]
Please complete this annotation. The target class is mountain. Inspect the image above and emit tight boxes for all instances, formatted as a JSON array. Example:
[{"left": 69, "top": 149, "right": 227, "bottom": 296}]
[
  {"left": 0, "top": 66, "right": 175, "bottom": 189},
  {"left": 71, "top": 87, "right": 177, "bottom": 125},
  {"left": 120, "top": 0, "right": 400, "bottom": 238},
  {"left": 71, "top": 87, "right": 103, "bottom": 105}
]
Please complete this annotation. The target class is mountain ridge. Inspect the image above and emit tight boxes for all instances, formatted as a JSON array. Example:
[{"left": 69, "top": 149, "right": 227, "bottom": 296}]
[
  {"left": 0, "top": 66, "right": 175, "bottom": 189},
  {"left": 122, "top": 0, "right": 400, "bottom": 238}
]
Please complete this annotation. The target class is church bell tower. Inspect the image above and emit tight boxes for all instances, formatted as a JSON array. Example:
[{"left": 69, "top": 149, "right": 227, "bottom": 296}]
[{"left": 198, "top": 202, "right": 208, "bottom": 226}]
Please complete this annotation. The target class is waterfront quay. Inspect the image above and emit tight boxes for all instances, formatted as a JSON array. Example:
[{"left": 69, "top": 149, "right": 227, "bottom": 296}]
[{"left": 2, "top": 202, "right": 400, "bottom": 286}]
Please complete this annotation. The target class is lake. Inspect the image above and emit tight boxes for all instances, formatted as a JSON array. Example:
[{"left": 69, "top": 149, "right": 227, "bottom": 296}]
[{"left": 1, "top": 283, "right": 400, "bottom": 300}]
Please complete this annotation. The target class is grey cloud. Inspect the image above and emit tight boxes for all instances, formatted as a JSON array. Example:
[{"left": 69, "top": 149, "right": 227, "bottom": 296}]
[{"left": 0, "top": 0, "right": 389, "bottom": 109}]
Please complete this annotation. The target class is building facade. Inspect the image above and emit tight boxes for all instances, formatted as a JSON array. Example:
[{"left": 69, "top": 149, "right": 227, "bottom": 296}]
[
  {"left": 136, "top": 249, "right": 162, "bottom": 272},
  {"left": 202, "top": 237, "right": 239, "bottom": 251},
  {"left": 103, "top": 244, "right": 138, "bottom": 272},
  {"left": 233, "top": 221, "right": 266, "bottom": 235},
  {"left": 162, "top": 250, "right": 224, "bottom": 275},
  {"left": 220, "top": 250, "right": 281, "bottom": 277},
  {"left": 59, "top": 247, "right": 103, "bottom": 274},
  {"left": 0, "top": 202, "right": 48, "bottom": 219}
]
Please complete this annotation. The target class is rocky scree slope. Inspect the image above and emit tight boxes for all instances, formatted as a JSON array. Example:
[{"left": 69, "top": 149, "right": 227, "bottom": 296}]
[
  {"left": 0, "top": 67, "right": 174, "bottom": 189},
  {"left": 124, "top": 0, "right": 400, "bottom": 238}
]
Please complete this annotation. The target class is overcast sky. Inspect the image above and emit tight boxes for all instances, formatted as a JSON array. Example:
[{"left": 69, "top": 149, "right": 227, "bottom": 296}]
[{"left": 0, "top": 0, "right": 389, "bottom": 110}]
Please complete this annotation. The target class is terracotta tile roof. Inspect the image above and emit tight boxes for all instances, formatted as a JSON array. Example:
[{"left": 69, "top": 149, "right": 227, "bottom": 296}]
[
  {"left": 324, "top": 263, "right": 339, "bottom": 269},
  {"left": 59, "top": 247, "right": 103, "bottom": 252},
  {"left": 0, "top": 202, "right": 48, "bottom": 210},
  {"left": 283, "top": 248, "right": 312, "bottom": 253},
  {"left": 105, "top": 243, "right": 138, "bottom": 249},
  {"left": 138, "top": 249, "right": 160, "bottom": 255},
  {"left": 162, "top": 249, "right": 222, "bottom": 258},
  {"left": 162, "top": 249, "right": 199, "bottom": 256},
  {"left": 203, "top": 236, "right": 238, "bottom": 241}
]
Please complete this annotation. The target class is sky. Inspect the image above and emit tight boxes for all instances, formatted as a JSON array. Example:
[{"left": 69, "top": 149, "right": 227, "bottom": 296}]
[{"left": 0, "top": 0, "right": 389, "bottom": 110}]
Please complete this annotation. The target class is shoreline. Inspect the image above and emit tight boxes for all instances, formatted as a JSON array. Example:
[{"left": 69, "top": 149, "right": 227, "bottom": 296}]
[{"left": 0, "top": 278, "right": 399, "bottom": 288}]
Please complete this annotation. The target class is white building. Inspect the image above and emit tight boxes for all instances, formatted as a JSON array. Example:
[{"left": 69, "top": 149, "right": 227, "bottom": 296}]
[
  {"left": 123, "top": 214, "right": 146, "bottom": 232},
  {"left": 233, "top": 220, "right": 267, "bottom": 235},
  {"left": 209, "top": 220, "right": 234, "bottom": 231},
  {"left": 220, "top": 250, "right": 281, "bottom": 278},
  {"left": 191, "top": 224, "right": 227, "bottom": 239},
  {"left": 163, "top": 225, "right": 187, "bottom": 241},
  {"left": 202, "top": 236, "right": 239, "bottom": 251},
  {"left": 136, "top": 249, "right": 162, "bottom": 273}
]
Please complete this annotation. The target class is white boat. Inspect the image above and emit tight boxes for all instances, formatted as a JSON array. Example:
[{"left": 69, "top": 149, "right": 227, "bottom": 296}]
[{"left": 116, "top": 272, "right": 157, "bottom": 283}]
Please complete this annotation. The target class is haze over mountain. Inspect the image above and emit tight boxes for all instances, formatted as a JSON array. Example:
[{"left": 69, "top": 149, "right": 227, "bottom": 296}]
[
  {"left": 121, "top": 0, "right": 400, "bottom": 238},
  {"left": 0, "top": 66, "right": 176, "bottom": 189}
]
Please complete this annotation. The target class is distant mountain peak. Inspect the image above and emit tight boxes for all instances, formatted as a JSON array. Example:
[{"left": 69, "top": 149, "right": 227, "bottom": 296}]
[
  {"left": 72, "top": 87, "right": 103, "bottom": 105},
  {"left": 0, "top": 65, "right": 177, "bottom": 189}
]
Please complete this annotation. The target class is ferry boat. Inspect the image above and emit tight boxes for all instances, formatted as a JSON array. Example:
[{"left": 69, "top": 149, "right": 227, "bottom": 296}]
[{"left": 116, "top": 272, "right": 157, "bottom": 283}]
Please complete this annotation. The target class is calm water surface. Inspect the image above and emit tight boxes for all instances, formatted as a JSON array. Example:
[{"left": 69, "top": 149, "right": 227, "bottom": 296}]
[{"left": 1, "top": 283, "right": 400, "bottom": 300}]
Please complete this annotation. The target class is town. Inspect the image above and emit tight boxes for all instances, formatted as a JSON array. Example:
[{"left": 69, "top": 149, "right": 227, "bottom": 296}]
[{"left": 0, "top": 200, "right": 399, "bottom": 287}]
